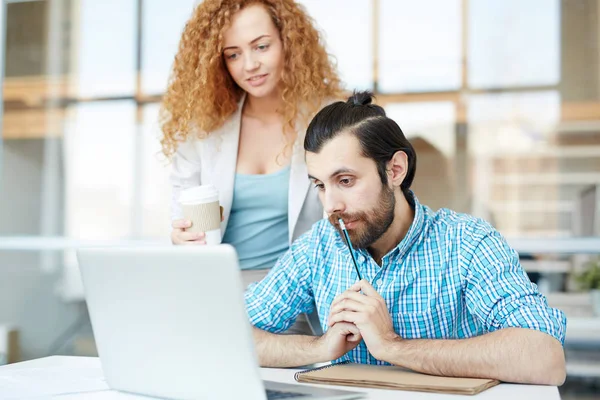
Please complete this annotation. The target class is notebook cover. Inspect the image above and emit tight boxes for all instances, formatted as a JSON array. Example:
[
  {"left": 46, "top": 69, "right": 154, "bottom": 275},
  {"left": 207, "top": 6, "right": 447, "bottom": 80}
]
[{"left": 294, "top": 362, "right": 500, "bottom": 396}]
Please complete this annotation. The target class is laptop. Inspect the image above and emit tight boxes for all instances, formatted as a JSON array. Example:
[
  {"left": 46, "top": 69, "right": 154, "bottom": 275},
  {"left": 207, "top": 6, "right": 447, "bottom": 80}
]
[{"left": 77, "top": 245, "right": 364, "bottom": 400}]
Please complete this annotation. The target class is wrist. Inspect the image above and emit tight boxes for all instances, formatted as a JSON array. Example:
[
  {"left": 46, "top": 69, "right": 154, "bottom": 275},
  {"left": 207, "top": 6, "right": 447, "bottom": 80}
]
[
  {"left": 372, "top": 332, "right": 403, "bottom": 362},
  {"left": 312, "top": 334, "right": 330, "bottom": 362}
]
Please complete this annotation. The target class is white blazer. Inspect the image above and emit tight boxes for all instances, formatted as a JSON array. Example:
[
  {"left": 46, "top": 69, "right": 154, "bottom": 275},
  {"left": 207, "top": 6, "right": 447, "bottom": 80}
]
[{"left": 170, "top": 98, "right": 323, "bottom": 244}]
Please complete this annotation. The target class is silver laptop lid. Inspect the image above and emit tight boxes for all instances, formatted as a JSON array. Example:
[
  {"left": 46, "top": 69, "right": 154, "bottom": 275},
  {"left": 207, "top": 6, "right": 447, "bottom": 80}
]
[{"left": 77, "top": 245, "right": 266, "bottom": 400}]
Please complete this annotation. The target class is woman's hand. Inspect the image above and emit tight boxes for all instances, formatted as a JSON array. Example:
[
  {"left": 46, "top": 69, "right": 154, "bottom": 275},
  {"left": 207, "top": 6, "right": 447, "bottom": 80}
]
[
  {"left": 171, "top": 219, "right": 206, "bottom": 245},
  {"left": 171, "top": 207, "right": 224, "bottom": 245}
]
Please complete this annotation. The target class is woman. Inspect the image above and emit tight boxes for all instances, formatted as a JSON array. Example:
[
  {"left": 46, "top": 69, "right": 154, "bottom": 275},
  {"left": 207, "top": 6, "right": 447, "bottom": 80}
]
[{"left": 160, "top": 0, "right": 341, "bottom": 289}]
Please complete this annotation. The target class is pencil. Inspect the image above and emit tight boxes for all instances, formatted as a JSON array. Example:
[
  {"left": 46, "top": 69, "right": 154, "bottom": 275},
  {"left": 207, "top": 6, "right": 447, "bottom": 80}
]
[{"left": 338, "top": 218, "right": 362, "bottom": 281}]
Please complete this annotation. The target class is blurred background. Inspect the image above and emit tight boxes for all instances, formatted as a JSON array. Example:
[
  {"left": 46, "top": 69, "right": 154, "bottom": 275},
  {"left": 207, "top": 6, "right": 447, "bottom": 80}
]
[{"left": 0, "top": 0, "right": 599, "bottom": 397}]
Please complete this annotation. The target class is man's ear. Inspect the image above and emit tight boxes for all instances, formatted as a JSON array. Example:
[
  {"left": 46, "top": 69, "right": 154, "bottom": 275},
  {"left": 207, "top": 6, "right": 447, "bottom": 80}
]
[{"left": 387, "top": 151, "right": 408, "bottom": 188}]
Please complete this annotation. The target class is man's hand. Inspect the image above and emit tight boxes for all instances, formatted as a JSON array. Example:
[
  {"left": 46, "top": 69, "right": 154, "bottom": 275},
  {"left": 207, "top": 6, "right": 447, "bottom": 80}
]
[
  {"left": 328, "top": 279, "right": 399, "bottom": 359},
  {"left": 317, "top": 322, "right": 362, "bottom": 361}
]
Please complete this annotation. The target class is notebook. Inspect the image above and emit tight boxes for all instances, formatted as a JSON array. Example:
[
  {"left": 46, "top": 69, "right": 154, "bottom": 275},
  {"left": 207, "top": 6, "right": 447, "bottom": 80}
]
[{"left": 294, "top": 361, "right": 500, "bottom": 396}]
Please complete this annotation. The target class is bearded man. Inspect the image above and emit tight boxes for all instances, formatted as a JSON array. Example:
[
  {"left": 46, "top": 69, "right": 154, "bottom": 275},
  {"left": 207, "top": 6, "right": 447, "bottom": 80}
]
[{"left": 244, "top": 91, "right": 566, "bottom": 386}]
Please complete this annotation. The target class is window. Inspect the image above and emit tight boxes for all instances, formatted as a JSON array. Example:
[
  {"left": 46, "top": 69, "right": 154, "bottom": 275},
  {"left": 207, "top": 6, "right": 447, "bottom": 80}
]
[
  {"left": 141, "top": 0, "right": 198, "bottom": 95},
  {"left": 63, "top": 101, "right": 136, "bottom": 239},
  {"left": 378, "top": 0, "right": 462, "bottom": 92},
  {"left": 74, "top": 0, "right": 137, "bottom": 97},
  {"left": 299, "top": 0, "right": 374, "bottom": 90},
  {"left": 468, "top": 0, "right": 560, "bottom": 88},
  {"left": 140, "top": 103, "right": 172, "bottom": 237}
]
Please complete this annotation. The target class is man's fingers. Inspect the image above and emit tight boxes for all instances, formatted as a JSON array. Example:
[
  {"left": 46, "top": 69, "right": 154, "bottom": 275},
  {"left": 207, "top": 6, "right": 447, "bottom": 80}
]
[
  {"left": 348, "top": 279, "right": 379, "bottom": 296},
  {"left": 329, "top": 298, "right": 365, "bottom": 317},
  {"left": 331, "top": 291, "right": 363, "bottom": 307},
  {"left": 328, "top": 311, "right": 357, "bottom": 326},
  {"left": 346, "top": 332, "right": 362, "bottom": 342},
  {"left": 357, "top": 279, "right": 379, "bottom": 297},
  {"left": 332, "top": 321, "right": 358, "bottom": 334},
  {"left": 331, "top": 291, "right": 376, "bottom": 311},
  {"left": 330, "top": 322, "right": 361, "bottom": 342}
]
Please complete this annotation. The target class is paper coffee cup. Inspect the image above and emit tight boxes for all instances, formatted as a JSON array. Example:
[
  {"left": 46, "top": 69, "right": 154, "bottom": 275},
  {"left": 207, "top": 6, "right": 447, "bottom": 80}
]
[{"left": 179, "top": 185, "right": 222, "bottom": 245}]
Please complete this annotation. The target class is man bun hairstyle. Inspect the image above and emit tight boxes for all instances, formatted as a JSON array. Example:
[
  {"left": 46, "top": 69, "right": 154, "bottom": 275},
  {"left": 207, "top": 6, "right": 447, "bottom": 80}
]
[{"left": 348, "top": 90, "right": 373, "bottom": 106}]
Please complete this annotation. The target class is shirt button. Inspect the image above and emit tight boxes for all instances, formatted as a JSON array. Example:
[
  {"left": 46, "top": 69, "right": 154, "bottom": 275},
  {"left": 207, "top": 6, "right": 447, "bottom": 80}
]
[
  {"left": 357, "top": 254, "right": 365, "bottom": 263},
  {"left": 376, "top": 279, "right": 383, "bottom": 286}
]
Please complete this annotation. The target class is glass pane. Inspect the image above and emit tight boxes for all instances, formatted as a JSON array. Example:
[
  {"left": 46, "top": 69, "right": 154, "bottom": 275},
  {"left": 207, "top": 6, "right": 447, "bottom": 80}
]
[
  {"left": 4, "top": 0, "right": 47, "bottom": 78},
  {"left": 468, "top": 0, "right": 560, "bottom": 88},
  {"left": 73, "top": 0, "right": 136, "bottom": 97},
  {"left": 141, "top": 0, "right": 197, "bottom": 95},
  {"left": 1, "top": 0, "right": 64, "bottom": 238},
  {"left": 298, "top": 0, "right": 373, "bottom": 90},
  {"left": 63, "top": 101, "right": 136, "bottom": 239},
  {"left": 385, "top": 102, "right": 457, "bottom": 211},
  {"left": 140, "top": 103, "right": 172, "bottom": 237},
  {"left": 467, "top": 91, "right": 562, "bottom": 237},
  {"left": 378, "top": 0, "right": 462, "bottom": 93}
]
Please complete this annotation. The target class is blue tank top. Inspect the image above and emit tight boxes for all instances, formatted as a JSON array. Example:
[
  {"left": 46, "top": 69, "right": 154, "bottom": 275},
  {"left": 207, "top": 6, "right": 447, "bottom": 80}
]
[{"left": 222, "top": 166, "right": 290, "bottom": 270}]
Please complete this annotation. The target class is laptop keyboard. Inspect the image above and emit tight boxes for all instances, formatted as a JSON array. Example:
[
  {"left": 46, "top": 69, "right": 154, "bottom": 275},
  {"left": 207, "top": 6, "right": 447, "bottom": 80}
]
[{"left": 266, "top": 389, "right": 310, "bottom": 399}]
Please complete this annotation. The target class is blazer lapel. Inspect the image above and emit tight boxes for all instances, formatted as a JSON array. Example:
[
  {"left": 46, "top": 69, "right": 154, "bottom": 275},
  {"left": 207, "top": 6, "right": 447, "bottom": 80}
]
[
  {"left": 212, "top": 97, "right": 244, "bottom": 235},
  {"left": 288, "top": 134, "right": 310, "bottom": 243}
]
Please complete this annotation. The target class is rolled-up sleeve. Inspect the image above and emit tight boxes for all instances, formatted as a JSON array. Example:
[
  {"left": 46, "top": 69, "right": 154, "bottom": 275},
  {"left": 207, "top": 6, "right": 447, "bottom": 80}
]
[
  {"left": 244, "top": 233, "right": 315, "bottom": 333},
  {"left": 464, "top": 230, "right": 567, "bottom": 344}
]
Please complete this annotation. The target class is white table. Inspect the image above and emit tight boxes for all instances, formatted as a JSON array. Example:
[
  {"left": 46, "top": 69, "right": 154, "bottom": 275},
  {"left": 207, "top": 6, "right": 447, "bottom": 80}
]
[{"left": 0, "top": 356, "right": 560, "bottom": 400}]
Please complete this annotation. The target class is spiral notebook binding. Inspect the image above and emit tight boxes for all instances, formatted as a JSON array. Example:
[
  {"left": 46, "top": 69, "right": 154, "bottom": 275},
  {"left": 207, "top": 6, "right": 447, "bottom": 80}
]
[{"left": 294, "top": 360, "right": 351, "bottom": 382}]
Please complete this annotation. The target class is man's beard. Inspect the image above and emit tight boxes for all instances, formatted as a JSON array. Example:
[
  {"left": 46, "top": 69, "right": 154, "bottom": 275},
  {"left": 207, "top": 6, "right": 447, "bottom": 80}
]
[{"left": 329, "top": 185, "right": 396, "bottom": 249}]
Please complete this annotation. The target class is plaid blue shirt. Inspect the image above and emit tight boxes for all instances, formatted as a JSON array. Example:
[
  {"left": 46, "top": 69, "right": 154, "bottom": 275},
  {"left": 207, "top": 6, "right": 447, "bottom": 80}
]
[{"left": 245, "top": 195, "right": 567, "bottom": 365}]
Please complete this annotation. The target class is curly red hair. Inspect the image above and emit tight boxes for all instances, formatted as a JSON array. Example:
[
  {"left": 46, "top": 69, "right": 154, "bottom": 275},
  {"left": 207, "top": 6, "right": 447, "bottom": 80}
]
[{"left": 160, "top": 0, "right": 342, "bottom": 158}]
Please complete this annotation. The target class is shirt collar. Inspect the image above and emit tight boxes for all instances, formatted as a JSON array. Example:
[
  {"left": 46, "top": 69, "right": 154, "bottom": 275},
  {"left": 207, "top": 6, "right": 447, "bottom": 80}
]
[{"left": 385, "top": 191, "right": 427, "bottom": 262}]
